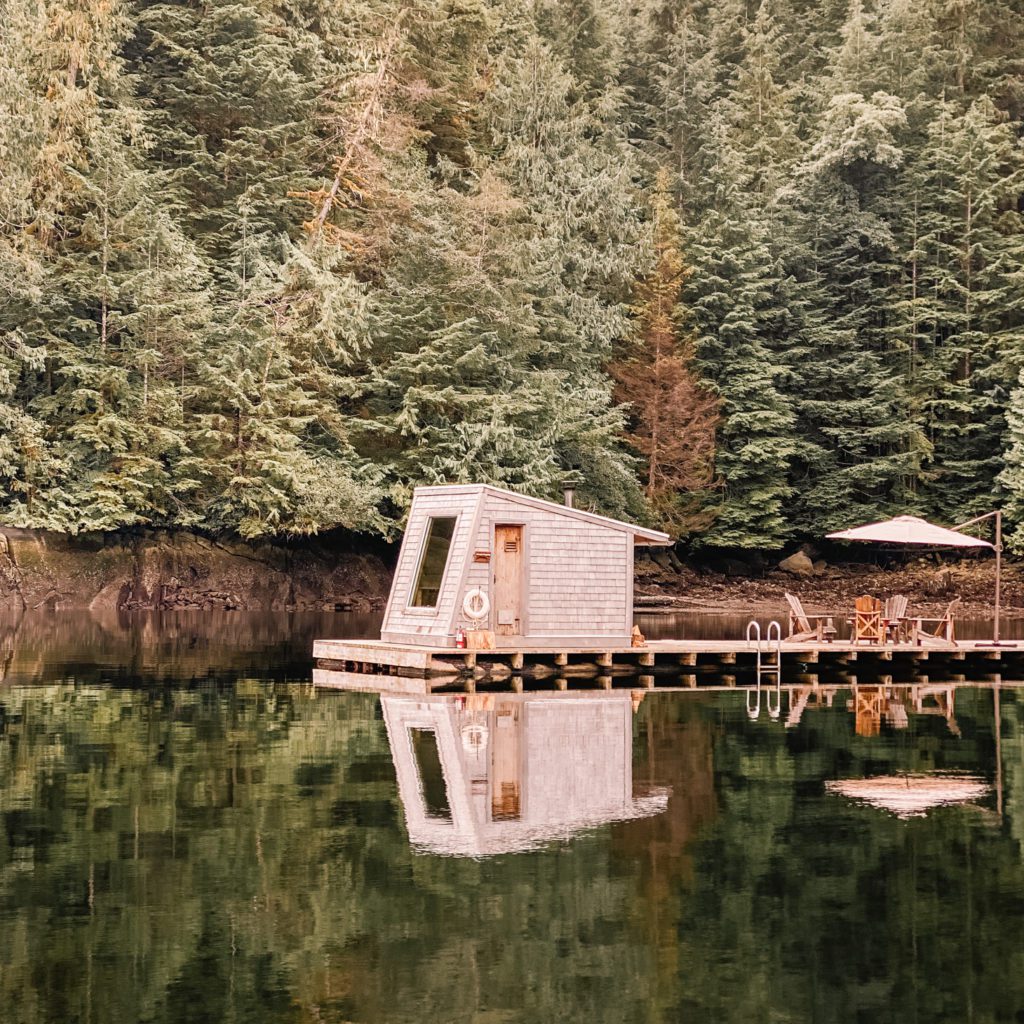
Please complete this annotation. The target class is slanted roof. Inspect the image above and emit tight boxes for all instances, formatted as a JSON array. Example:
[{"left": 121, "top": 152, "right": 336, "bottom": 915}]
[{"left": 413, "top": 484, "right": 672, "bottom": 545}]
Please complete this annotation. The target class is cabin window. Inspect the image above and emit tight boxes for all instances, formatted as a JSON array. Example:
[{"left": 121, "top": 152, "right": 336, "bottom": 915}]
[{"left": 410, "top": 516, "right": 457, "bottom": 607}]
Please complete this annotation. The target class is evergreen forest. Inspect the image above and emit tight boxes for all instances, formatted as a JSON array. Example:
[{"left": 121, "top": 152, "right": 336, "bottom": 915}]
[{"left": 3, "top": 0, "right": 1024, "bottom": 551}]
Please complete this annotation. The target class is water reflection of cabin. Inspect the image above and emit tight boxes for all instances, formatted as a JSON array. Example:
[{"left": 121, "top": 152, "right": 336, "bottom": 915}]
[
  {"left": 382, "top": 692, "right": 668, "bottom": 857},
  {"left": 381, "top": 484, "right": 670, "bottom": 649}
]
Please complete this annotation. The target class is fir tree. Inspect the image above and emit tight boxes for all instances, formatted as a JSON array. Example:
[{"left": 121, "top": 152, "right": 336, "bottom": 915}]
[
  {"left": 612, "top": 170, "right": 719, "bottom": 536},
  {"left": 685, "top": 118, "right": 798, "bottom": 548},
  {"left": 911, "top": 96, "right": 1024, "bottom": 521}
]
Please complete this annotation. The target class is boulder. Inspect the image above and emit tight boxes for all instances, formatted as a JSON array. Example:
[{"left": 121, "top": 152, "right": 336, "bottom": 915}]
[
  {"left": 652, "top": 550, "right": 675, "bottom": 571},
  {"left": 779, "top": 550, "right": 815, "bottom": 575}
]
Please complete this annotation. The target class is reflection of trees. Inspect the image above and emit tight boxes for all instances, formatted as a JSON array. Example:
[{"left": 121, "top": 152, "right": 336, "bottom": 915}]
[
  {"left": 0, "top": 685, "right": 680, "bottom": 1023},
  {"left": 1004, "top": 689, "right": 1024, "bottom": 850},
  {"left": 0, "top": 609, "right": 382, "bottom": 686},
  {"left": 660, "top": 688, "right": 1024, "bottom": 1023},
  {"left": 1, "top": 682, "right": 1023, "bottom": 1023}
]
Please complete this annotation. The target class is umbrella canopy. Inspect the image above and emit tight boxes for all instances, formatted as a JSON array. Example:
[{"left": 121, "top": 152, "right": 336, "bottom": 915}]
[{"left": 827, "top": 514, "right": 991, "bottom": 548}]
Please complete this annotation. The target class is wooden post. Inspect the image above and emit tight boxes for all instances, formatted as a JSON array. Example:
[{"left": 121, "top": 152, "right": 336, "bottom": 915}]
[
  {"left": 511, "top": 652, "right": 525, "bottom": 670},
  {"left": 597, "top": 652, "right": 613, "bottom": 669}
]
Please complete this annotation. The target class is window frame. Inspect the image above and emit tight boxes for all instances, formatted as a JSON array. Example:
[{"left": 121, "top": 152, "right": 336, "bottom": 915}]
[{"left": 406, "top": 514, "right": 459, "bottom": 611}]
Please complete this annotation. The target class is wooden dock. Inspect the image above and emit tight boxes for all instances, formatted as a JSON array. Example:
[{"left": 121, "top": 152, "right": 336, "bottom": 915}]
[{"left": 312, "top": 637, "right": 1024, "bottom": 690}]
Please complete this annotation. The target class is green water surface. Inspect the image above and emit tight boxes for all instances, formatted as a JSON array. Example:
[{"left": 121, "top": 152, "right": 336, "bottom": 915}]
[{"left": 1, "top": 612, "right": 1023, "bottom": 1023}]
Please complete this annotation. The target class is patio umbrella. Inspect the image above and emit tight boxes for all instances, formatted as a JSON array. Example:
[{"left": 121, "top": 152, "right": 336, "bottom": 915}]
[
  {"left": 827, "top": 515, "right": 991, "bottom": 548},
  {"left": 826, "top": 512, "right": 1003, "bottom": 642}
]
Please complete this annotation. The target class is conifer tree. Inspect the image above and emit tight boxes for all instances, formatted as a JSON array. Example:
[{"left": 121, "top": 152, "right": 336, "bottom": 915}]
[
  {"left": 775, "top": 31, "right": 929, "bottom": 533},
  {"left": 3, "top": 0, "right": 1024, "bottom": 545},
  {"left": 1, "top": 0, "right": 211, "bottom": 530},
  {"left": 685, "top": 118, "right": 798, "bottom": 548},
  {"left": 910, "top": 96, "right": 1024, "bottom": 521},
  {"left": 724, "top": 0, "right": 800, "bottom": 203},
  {"left": 0, "top": 4, "right": 63, "bottom": 523},
  {"left": 612, "top": 171, "right": 719, "bottom": 536}
]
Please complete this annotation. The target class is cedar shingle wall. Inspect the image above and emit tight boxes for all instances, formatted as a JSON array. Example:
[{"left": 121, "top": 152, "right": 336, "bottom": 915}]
[
  {"left": 382, "top": 489, "right": 480, "bottom": 640},
  {"left": 459, "top": 493, "right": 632, "bottom": 639}
]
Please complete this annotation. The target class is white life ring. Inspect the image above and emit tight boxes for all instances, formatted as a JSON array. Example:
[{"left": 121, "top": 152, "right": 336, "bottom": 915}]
[{"left": 462, "top": 588, "right": 489, "bottom": 621}]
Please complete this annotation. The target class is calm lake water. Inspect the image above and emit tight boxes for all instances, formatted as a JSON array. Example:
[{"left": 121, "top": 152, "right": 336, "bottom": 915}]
[{"left": 2, "top": 611, "right": 1024, "bottom": 1023}]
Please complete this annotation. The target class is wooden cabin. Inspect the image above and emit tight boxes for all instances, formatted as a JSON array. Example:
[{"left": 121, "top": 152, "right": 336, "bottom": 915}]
[{"left": 380, "top": 484, "right": 670, "bottom": 649}]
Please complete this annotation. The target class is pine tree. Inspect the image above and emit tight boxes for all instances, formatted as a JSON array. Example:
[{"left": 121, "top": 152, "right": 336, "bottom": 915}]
[
  {"left": 685, "top": 117, "right": 798, "bottom": 548},
  {"left": 1000, "top": 372, "right": 1024, "bottom": 552},
  {"left": 779, "top": 85, "right": 927, "bottom": 533},
  {"left": 612, "top": 171, "right": 719, "bottom": 536},
  {"left": 910, "top": 96, "right": 1024, "bottom": 522},
  {"left": 622, "top": 0, "right": 720, "bottom": 186},
  {"left": 130, "top": 0, "right": 388, "bottom": 534},
  {"left": 0, "top": 2, "right": 64, "bottom": 523},
  {"left": 344, "top": 14, "right": 648, "bottom": 521},
  {"left": 724, "top": 0, "right": 800, "bottom": 203},
  {"left": 0, "top": 0, "right": 213, "bottom": 530}
]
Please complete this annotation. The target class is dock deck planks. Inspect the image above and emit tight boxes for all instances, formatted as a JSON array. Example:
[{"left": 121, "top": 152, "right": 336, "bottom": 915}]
[{"left": 312, "top": 636, "right": 1024, "bottom": 685}]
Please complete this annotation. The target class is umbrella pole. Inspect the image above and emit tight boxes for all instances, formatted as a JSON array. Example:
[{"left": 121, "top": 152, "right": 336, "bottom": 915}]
[
  {"left": 953, "top": 509, "right": 1003, "bottom": 644},
  {"left": 994, "top": 510, "right": 1002, "bottom": 644}
]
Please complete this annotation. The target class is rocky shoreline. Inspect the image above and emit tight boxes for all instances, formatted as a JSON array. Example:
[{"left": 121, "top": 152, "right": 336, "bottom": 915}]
[
  {"left": 1, "top": 526, "right": 1018, "bottom": 621},
  {"left": 635, "top": 549, "right": 1023, "bottom": 619},
  {"left": 0, "top": 527, "right": 391, "bottom": 614}
]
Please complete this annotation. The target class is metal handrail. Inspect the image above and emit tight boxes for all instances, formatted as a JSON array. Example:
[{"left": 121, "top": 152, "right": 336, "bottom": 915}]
[{"left": 747, "top": 620, "right": 783, "bottom": 720}]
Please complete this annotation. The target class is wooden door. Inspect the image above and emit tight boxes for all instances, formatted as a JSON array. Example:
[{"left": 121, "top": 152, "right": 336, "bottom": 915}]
[{"left": 493, "top": 525, "right": 523, "bottom": 637}]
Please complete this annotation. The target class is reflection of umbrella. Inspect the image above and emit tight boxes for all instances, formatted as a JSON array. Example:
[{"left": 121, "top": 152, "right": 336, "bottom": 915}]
[
  {"left": 827, "top": 512, "right": 1003, "bottom": 642},
  {"left": 826, "top": 774, "right": 990, "bottom": 818}
]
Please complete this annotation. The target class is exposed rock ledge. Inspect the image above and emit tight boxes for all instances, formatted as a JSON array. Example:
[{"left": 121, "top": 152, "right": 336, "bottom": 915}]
[{"left": 0, "top": 527, "right": 391, "bottom": 613}]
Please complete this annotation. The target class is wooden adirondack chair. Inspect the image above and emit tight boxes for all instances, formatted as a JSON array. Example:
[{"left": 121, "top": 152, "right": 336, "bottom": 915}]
[
  {"left": 913, "top": 598, "right": 960, "bottom": 647},
  {"left": 784, "top": 592, "right": 837, "bottom": 642},
  {"left": 883, "top": 594, "right": 910, "bottom": 642},
  {"left": 853, "top": 595, "right": 884, "bottom": 644}
]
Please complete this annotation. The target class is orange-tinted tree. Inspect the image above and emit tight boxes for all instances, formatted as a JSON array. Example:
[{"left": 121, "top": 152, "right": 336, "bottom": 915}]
[{"left": 613, "top": 170, "right": 719, "bottom": 536}]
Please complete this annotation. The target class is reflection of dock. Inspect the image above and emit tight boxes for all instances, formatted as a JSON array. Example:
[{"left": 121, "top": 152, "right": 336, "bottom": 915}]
[
  {"left": 313, "top": 636, "right": 1024, "bottom": 689},
  {"left": 379, "top": 691, "right": 668, "bottom": 857},
  {"left": 316, "top": 668, "right": 1018, "bottom": 740}
]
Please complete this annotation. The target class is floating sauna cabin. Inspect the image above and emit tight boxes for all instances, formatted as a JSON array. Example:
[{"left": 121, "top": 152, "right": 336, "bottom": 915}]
[{"left": 381, "top": 484, "right": 670, "bottom": 649}]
